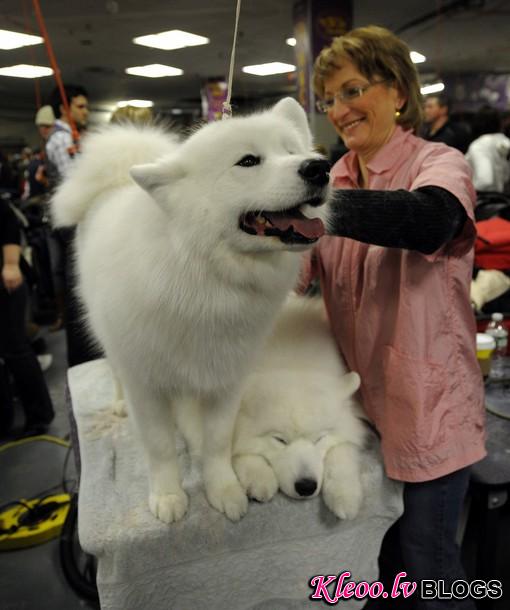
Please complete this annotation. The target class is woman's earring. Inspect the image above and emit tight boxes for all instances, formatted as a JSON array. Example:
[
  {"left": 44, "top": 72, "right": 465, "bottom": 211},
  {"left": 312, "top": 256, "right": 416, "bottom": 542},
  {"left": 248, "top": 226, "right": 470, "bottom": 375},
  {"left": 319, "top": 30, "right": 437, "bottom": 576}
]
[{"left": 395, "top": 109, "right": 401, "bottom": 118}]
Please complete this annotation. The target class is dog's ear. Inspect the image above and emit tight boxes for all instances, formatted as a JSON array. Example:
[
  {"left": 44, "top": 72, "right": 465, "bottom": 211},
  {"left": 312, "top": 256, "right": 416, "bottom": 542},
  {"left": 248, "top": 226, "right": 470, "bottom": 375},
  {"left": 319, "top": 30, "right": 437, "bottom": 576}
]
[
  {"left": 130, "top": 159, "right": 185, "bottom": 194},
  {"left": 271, "top": 97, "right": 312, "bottom": 148},
  {"left": 339, "top": 371, "right": 361, "bottom": 399}
]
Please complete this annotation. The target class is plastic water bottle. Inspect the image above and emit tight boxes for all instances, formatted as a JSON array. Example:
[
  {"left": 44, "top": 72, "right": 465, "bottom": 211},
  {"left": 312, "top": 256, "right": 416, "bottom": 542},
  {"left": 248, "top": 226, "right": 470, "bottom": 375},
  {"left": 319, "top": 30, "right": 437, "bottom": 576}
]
[{"left": 485, "top": 312, "right": 508, "bottom": 379}]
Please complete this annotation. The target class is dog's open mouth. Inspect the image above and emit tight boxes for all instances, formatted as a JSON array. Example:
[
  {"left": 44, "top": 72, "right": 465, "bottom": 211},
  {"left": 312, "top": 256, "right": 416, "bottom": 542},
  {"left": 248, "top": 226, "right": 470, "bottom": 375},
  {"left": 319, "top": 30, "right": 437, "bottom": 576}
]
[{"left": 239, "top": 205, "right": 325, "bottom": 244}]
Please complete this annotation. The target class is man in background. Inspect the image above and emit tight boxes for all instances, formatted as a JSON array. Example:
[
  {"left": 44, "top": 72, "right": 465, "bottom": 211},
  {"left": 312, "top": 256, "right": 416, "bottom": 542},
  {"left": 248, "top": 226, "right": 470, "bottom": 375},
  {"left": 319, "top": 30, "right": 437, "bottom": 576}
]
[
  {"left": 24, "top": 106, "right": 55, "bottom": 201},
  {"left": 35, "top": 104, "right": 55, "bottom": 143},
  {"left": 46, "top": 84, "right": 89, "bottom": 186},
  {"left": 46, "top": 84, "right": 100, "bottom": 366},
  {"left": 422, "top": 94, "right": 471, "bottom": 153}
]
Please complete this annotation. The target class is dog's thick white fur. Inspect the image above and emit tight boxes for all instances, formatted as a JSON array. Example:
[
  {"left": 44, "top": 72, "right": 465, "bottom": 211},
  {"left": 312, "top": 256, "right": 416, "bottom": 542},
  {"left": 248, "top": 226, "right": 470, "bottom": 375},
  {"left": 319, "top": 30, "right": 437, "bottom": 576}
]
[
  {"left": 52, "top": 98, "right": 330, "bottom": 523},
  {"left": 233, "top": 296, "right": 367, "bottom": 520}
]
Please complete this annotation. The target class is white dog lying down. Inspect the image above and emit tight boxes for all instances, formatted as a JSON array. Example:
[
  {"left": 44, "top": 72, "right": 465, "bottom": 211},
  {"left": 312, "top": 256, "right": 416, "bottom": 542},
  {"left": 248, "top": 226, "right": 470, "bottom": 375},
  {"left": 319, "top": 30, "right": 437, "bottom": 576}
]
[
  {"left": 233, "top": 296, "right": 367, "bottom": 520},
  {"left": 52, "top": 98, "right": 331, "bottom": 523}
]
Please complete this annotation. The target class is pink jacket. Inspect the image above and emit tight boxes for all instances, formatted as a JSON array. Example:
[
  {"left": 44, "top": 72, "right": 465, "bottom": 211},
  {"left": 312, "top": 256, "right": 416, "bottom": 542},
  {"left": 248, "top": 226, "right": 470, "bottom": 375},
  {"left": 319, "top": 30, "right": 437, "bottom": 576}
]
[{"left": 306, "top": 126, "right": 486, "bottom": 482}]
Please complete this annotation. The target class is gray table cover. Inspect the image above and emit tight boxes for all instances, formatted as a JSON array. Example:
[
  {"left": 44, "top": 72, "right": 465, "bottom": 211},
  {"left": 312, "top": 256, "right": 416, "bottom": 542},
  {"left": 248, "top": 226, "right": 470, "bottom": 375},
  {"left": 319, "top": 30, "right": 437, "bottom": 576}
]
[{"left": 69, "top": 359, "right": 403, "bottom": 610}]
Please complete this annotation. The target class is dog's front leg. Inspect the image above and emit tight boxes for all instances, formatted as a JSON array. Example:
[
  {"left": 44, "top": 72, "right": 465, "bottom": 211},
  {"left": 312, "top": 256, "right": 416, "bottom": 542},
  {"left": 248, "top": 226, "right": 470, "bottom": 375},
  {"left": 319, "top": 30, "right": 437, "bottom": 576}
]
[
  {"left": 124, "top": 383, "right": 188, "bottom": 523},
  {"left": 202, "top": 391, "right": 248, "bottom": 521},
  {"left": 322, "top": 442, "right": 363, "bottom": 520}
]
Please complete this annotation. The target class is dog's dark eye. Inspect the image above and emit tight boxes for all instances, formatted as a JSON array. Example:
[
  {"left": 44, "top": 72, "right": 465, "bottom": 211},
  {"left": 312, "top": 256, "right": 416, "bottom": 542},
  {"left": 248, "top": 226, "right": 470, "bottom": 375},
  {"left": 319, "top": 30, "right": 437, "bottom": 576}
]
[
  {"left": 236, "top": 154, "right": 261, "bottom": 167},
  {"left": 273, "top": 435, "right": 288, "bottom": 445}
]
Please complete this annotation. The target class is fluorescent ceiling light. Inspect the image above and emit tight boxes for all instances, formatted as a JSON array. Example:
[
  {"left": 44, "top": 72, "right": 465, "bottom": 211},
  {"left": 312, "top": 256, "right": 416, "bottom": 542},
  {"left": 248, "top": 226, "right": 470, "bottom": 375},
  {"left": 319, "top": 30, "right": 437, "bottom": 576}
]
[
  {"left": 0, "top": 29, "right": 43, "bottom": 50},
  {"left": 410, "top": 51, "right": 426, "bottom": 64},
  {"left": 242, "top": 62, "right": 296, "bottom": 76},
  {"left": 133, "top": 29, "right": 209, "bottom": 50},
  {"left": 117, "top": 99, "right": 154, "bottom": 108},
  {"left": 0, "top": 64, "right": 53, "bottom": 78},
  {"left": 171, "top": 108, "right": 183, "bottom": 115},
  {"left": 421, "top": 82, "right": 445, "bottom": 95},
  {"left": 286, "top": 37, "right": 296, "bottom": 47},
  {"left": 125, "top": 64, "right": 183, "bottom": 78}
]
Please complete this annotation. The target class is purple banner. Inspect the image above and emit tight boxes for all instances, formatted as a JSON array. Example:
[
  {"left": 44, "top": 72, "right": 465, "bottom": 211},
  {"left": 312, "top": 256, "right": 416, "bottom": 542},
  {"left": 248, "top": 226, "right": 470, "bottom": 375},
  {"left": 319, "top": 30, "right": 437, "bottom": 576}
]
[
  {"left": 201, "top": 78, "right": 228, "bottom": 122},
  {"left": 293, "top": 0, "right": 352, "bottom": 113},
  {"left": 444, "top": 74, "right": 510, "bottom": 113}
]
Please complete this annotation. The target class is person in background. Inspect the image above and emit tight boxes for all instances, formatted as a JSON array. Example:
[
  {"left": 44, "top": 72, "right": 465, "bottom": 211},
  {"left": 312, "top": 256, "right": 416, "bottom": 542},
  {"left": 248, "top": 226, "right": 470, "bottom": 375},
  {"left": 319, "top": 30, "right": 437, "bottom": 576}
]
[
  {"left": 0, "top": 198, "right": 54, "bottom": 436},
  {"left": 465, "top": 106, "right": 510, "bottom": 193},
  {"left": 46, "top": 84, "right": 89, "bottom": 186},
  {"left": 25, "top": 105, "right": 56, "bottom": 201},
  {"left": 46, "top": 84, "right": 101, "bottom": 366},
  {"left": 422, "top": 93, "right": 471, "bottom": 153},
  {"left": 307, "top": 25, "right": 485, "bottom": 609},
  {"left": 0, "top": 150, "right": 17, "bottom": 193},
  {"left": 35, "top": 104, "right": 55, "bottom": 144}
]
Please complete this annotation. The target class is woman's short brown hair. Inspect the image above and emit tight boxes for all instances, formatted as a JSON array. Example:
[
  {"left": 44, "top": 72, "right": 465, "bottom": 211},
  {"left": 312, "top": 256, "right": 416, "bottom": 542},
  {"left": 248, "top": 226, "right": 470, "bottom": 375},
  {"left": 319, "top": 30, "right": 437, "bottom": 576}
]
[{"left": 313, "top": 25, "right": 423, "bottom": 133}]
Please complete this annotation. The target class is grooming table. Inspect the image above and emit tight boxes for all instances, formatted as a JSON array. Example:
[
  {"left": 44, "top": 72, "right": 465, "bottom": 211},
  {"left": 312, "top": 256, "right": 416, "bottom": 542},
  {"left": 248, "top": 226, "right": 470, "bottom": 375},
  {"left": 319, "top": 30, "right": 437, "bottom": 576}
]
[{"left": 69, "top": 359, "right": 403, "bottom": 610}]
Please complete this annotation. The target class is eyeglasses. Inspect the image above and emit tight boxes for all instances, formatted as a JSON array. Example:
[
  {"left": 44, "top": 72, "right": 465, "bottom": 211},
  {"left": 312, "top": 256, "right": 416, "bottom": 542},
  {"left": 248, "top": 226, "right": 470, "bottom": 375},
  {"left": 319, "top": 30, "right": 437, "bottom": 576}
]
[{"left": 315, "top": 80, "right": 389, "bottom": 113}]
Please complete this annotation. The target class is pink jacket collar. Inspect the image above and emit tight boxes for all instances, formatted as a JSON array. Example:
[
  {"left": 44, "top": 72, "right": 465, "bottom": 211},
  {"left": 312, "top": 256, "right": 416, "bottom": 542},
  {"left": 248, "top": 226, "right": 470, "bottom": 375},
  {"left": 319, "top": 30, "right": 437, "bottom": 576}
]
[{"left": 335, "top": 126, "right": 414, "bottom": 183}]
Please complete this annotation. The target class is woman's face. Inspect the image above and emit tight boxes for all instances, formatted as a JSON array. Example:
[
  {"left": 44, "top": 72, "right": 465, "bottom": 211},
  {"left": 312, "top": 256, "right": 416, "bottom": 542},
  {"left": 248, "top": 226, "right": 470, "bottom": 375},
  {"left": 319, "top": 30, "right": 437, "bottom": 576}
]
[{"left": 323, "top": 59, "right": 405, "bottom": 161}]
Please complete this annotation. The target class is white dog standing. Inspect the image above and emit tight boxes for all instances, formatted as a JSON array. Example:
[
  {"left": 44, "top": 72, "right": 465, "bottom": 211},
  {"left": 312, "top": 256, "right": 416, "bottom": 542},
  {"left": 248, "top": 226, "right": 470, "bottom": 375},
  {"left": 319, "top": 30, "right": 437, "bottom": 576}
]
[
  {"left": 52, "top": 98, "right": 330, "bottom": 523},
  {"left": 233, "top": 296, "right": 367, "bottom": 520}
]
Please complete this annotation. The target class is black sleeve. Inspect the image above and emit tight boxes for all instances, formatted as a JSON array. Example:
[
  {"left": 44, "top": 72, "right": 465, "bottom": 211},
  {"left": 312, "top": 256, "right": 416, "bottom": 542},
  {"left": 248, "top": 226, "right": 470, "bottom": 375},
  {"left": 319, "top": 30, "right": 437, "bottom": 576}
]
[
  {"left": 326, "top": 186, "right": 468, "bottom": 255},
  {"left": 0, "top": 200, "right": 21, "bottom": 247}
]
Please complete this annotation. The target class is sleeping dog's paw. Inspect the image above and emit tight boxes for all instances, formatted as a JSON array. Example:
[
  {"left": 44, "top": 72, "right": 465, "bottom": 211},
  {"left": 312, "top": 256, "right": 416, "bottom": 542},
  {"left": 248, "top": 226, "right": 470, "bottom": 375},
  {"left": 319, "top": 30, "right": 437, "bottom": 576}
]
[
  {"left": 149, "top": 490, "right": 189, "bottom": 523},
  {"left": 112, "top": 399, "right": 127, "bottom": 417},
  {"left": 233, "top": 454, "right": 278, "bottom": 502},
  {"left": 322, "top": 477, "right": 363, "bottom": 520},
  {"left": 205, "top": 479, "right": 248, "bottom": 521}
]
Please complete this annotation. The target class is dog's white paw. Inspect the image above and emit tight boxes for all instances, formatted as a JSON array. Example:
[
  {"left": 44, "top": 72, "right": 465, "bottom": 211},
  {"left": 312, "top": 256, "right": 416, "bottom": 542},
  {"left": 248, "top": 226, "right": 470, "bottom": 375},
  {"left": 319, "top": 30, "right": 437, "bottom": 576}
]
[
  {"left": 233, "top": 455, "right": 278, "bottom": 502},
  {"left": 149, "top": 490, "right": 189, "bottom": 523},
  {"left": 112, "top": 400, "right": 127, "bottom": 417},
  {"left": 322, "top": 480, "right": 363, "bottom": 520},
  {"left": 205, "top": 481, "right": 248, "bottom": 522}
]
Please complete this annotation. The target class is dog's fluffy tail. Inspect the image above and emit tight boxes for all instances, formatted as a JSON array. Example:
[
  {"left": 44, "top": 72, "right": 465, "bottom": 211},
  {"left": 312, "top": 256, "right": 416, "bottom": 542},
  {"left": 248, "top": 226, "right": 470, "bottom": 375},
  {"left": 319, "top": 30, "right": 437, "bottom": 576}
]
[{"left": 51, "top": 124, "right": 179, "bottom": 227}]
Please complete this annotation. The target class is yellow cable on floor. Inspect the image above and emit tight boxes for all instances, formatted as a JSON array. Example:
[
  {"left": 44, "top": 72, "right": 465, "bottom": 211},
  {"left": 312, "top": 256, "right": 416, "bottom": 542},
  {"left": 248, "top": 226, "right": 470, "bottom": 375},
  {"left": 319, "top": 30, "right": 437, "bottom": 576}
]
[{"left": 0, "top": 434, "right": 71, "bottom": 453}]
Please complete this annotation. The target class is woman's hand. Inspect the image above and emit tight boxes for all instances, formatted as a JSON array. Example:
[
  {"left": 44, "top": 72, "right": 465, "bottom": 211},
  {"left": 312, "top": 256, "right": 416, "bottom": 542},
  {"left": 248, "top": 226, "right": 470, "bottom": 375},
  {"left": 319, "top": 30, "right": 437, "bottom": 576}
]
[{"left": 2, "top": 263, "right": 23, "bottom": 292}]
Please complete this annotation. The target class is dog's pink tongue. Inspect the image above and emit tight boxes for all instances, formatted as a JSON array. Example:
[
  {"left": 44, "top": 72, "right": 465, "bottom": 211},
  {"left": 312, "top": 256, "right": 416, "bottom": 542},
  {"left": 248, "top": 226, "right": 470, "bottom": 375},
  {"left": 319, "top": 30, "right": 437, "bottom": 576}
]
[{"left": 265, "top": 210, "right": 325, "bottom": 239}]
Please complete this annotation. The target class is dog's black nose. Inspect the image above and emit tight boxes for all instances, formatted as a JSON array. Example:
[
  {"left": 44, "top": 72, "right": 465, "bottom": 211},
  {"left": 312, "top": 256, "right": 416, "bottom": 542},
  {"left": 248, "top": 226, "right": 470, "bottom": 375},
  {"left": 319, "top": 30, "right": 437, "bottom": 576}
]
[
  {"left": 295, "top": 478, "right": 317, "bottom": 497},
  {"left": 298, "top": 159, "right": 330, "bottom": 187}
]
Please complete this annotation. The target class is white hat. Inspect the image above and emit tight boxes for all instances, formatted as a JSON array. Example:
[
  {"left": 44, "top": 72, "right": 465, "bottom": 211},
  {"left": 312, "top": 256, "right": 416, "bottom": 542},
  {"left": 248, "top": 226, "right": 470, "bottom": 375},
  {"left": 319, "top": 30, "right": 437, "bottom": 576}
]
[{"left": 35, "top": 105, "right": 55, "bottom": 126}]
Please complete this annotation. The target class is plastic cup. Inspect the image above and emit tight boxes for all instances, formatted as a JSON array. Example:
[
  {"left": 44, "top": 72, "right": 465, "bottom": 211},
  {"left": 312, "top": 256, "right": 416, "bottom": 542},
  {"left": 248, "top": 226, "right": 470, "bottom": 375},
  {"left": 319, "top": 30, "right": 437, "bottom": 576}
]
[{"left": 476, "top": 333, "right": 496, "bottom": 378}]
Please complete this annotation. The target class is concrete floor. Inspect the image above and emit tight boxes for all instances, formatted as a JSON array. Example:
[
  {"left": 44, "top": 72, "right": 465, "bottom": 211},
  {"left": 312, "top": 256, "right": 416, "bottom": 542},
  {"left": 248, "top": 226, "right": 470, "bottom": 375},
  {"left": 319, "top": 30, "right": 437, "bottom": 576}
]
[{"left": 0, "top": 327, "right": 98, "bottom": 610}]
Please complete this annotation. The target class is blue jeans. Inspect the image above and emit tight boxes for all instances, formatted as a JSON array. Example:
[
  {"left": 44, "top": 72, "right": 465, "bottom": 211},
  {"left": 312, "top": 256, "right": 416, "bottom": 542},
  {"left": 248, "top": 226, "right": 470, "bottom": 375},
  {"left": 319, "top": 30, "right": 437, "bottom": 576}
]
[{"left": 365, "top": 466, "right": 475, "bottom": 610}]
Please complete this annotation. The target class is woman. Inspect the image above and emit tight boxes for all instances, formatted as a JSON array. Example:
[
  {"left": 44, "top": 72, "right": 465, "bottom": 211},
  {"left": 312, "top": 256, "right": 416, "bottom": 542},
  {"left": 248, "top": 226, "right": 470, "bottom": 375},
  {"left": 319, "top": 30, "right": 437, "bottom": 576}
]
[
  {"left": 308, "top": 26, "right": 485, "bottom": 609},
  {"left": 0, "top": 198, "right": 54, "bottom": 436}
]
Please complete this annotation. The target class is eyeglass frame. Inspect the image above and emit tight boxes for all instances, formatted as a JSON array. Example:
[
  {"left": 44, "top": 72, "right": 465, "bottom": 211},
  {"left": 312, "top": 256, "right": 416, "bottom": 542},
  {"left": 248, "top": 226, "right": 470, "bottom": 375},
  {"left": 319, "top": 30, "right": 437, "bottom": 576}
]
[{"left": 315, "top": 79, "right": 392, "bottom": 114}]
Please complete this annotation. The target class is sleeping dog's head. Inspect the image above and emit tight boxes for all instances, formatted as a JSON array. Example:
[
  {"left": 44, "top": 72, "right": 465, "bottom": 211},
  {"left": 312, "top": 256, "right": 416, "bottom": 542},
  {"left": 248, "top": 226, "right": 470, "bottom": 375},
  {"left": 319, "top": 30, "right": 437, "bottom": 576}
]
[
  {"left": 130, "top": 98, "right": 331, "bottom": 254},
  {"left": 235, "top": 370, "right": 362, "bottom": 500}
]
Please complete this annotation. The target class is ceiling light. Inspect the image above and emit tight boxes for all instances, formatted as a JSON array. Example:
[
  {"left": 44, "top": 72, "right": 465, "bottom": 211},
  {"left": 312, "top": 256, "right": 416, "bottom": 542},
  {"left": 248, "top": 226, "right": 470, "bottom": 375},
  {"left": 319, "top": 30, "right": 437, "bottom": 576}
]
[
  {"left": 410, "top": 51, "right": 426, "bottom": 64},
  {"left": 133, "top": 29, "right": 209, "bottom": 50},
  {"left": 420, "top": 82, "right": 445, "bottom": 95},
  {"left": 0, "top": 64, "right": 53, "bottom": 78},
  {"left": 125, "top": 64, "right": 183, "bottom": 78},
  {"left": 117, "top": 99, "right": 154, "bottom": 108},
  {"left": 0, "top": 29, "right": 43, "bottom": 50},
  {"left": 171, "top": 108, "right": 183, "bottom": 115},
  {"left": 242, "top": 62, "right": 296, "bottom": 76},
  {"left": 286, "top": 37, "right": 296, "bottom": 47}
]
